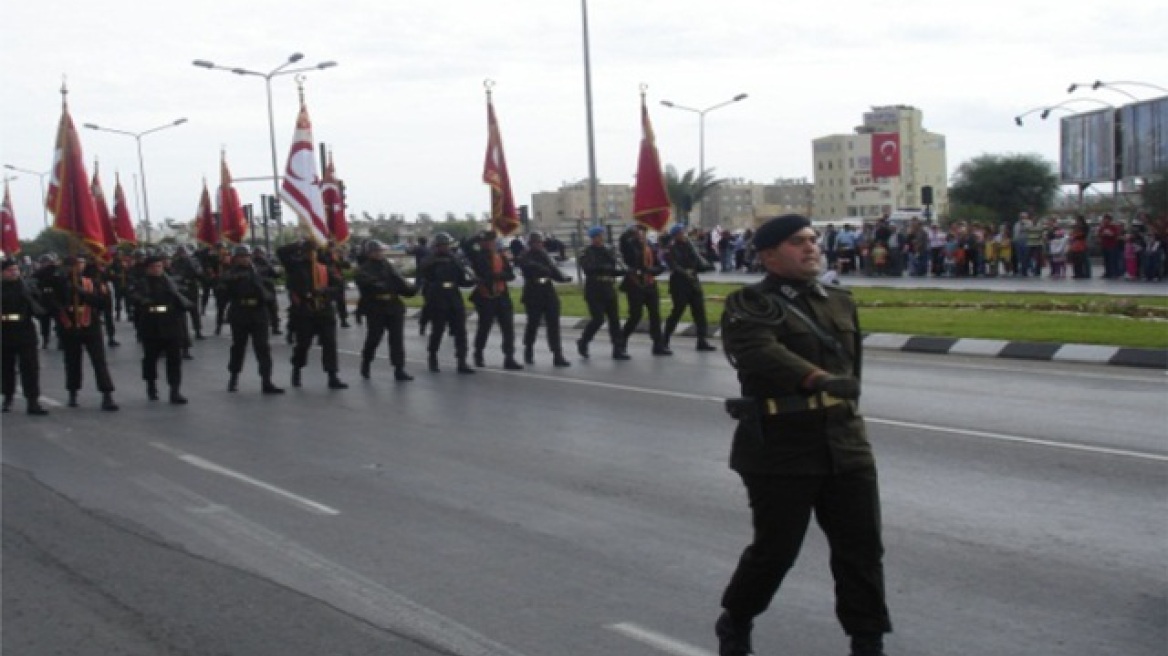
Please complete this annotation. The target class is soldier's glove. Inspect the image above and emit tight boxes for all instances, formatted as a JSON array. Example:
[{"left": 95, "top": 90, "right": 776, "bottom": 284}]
[{"left": 812, "top": 374, "right": 861, "bottom": 400}]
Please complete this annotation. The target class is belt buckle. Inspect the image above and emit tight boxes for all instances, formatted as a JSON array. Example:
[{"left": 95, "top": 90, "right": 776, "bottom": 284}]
[
  {"left": 764, "top": 398, "right": 778, "bottom": 415},
  {"left": 150, "top": 305, "right": 168, "bottom": 313},
  {"left": 442, "top": 282, "right": 454, "bottom": 289},
  {"left": 2, "top": 313, "right": 21, "bottom": 321}
]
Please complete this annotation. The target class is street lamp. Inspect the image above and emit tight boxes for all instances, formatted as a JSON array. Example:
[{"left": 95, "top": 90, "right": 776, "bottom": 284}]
[
  {"left": 3, "top": 164, "right": 50, "bottom": 228},
  {"left": 1090, "top": 80, "right": 1168, "bottom": 96},
  {"left": 192, "top": 53, "right": 338, "bottom": 236},
  {"left": 1014, "top": 98, "right": 1113, "bottom": 126},
  {"left": 83, "top": 118, "right": 188, "bottom": 224},
  {"left": 660, "top": 93, "right": 749, "bottom": 227},
  {"left": 1067, "top": 82, "right": 1139, "bottom": 102}
]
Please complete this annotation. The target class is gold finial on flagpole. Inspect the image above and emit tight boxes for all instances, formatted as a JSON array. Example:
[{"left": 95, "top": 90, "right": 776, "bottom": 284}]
[
  {"left": 484, "top": 78, "right": 495, "bottom": 101},
  {"left": 640, "top": 83, "right": 649, "bottom": 102}
]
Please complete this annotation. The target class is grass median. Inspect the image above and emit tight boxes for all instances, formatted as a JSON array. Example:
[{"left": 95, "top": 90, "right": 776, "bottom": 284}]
[{"left": 399, "top": 283, "right": 1168, "bottom": 349}]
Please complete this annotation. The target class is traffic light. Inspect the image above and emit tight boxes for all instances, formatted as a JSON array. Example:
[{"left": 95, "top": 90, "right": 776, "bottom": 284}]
[
  {"left": 267, "top": 195, "right": 283, "bottom": 225},
  {"left": 921, "top": 185, "right": 934, "bottom": 206},
  {"left": 518, "top": 204, "right": 530, "bottom": 226}
]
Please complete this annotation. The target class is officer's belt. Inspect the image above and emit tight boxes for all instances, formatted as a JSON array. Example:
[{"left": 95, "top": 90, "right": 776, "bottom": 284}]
[
  {"left": 239, "top": 298, "right": 260, "bottom": 307},
  {"left": 760, "top": 393, "right": 846, "bottom": 415},
  {"left": 148, "top": 305, "right": 169, "bottom": 314},
  {"left": 374, "top": 293, "right": 397, "bottom": 300},
  {"left": 535, "top": 277, "right": 551, "bottom": 284},
  {"left": 67, "top": 306, "right": 87, "bottom": 313},
  {"left": 2, "top": 313, "right": 24, "bottom": 322}
]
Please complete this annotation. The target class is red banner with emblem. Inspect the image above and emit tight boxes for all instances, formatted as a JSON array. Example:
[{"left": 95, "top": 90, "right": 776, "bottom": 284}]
[
  {"left": 482, "top": 93, "right": 519, "bottom": 236},
  {"left": 633, "top": 93, "right": 671, "bottom": 232},
  {"left": 46, "top": 91, "right": 105, "bottom": 259},
  {"left": 871, "top": 133, "right": 900, "bottom": 179},
  {"left": 1, "top": 181, "right": 19, "bottom": 255}
]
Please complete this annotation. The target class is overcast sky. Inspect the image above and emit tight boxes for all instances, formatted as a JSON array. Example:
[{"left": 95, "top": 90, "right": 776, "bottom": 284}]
[{"left": 2, "top": 0, "right": 1164, "bottom": 240}]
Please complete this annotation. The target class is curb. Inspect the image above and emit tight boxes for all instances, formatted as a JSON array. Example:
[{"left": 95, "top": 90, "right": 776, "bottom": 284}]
[{"left": 398, "top": 310, "right": 1167, "bottom": 371}]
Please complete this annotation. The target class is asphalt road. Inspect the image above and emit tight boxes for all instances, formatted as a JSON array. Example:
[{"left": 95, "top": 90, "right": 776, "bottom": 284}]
[{"left": 3, "top": 317, "right": 1166, "bottom": 656}]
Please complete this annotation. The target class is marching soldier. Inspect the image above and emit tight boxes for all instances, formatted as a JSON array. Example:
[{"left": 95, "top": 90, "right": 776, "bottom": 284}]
[
  {"left": 355, "top": 240, "right": 417, "bottom": 381},
  {"left": 326, "top": 241, "right": 353, "bottom": 328},
  {"left": 577, "top": 226, "right": 630, "bottom": 360},
  {"left": 91, "top": 258, "right": 120, "bottom": 348},
  {"left": 416, "top": 232, "right": 476, "bottom": 374},
  {"left": 32, "top": 253, "right": 60, "bottom": 349},
  {"left": 467, "top": 230, "right": 523, "bottom": 370},
  {"left": 108, "top": 250, "right": 132, "bottom": 321},
  {"left": 169, "top": 245, "right": 205, "bottom": 340},
  {"left": 619, "top": 224, "right": 670, "bottom": 356},
  {"left": 252, "top": 246, "right": 283, "bottom": 336},
  {"left": 663, "top": 225, "right": 718, "bottom": 352},
  {"left": 516, "top": 232, "right": 571, "bottom": 367},
  {"left": 130, "top": 254, "right": 193, "bottom": 404},
  {"left": 2, "top": 258, "right": 49, "bottom": 415},
  {"left": 221, "top": 245, "right": 284, "bottom": 394},
  {"left": 53, "top": 253, "right": 118, "bottom": 411},
  {"left": 277, "top": 240, "right": 348, "bottom": 390}
]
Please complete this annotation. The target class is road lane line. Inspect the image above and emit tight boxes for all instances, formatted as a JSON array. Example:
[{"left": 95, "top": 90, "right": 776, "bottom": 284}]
[
  {"left": 607, "top": 622, "right": 714, "bottom": 656},
  {"left": 150, "top": 442, "right": 340, "bottom": 515}
]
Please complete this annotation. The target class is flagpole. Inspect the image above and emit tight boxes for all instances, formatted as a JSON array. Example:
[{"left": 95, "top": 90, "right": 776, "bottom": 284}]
[{"left": 580, "top": 0, "right": 600, "bottom": 228}]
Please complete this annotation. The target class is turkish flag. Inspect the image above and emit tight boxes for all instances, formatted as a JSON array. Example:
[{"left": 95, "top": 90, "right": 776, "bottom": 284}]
[
  {"left": 194, "top": 180, "right": 219, "bottom": 246},
  {"left": 111, "top": 173, "right": 137, "bottom": 244},
  {"left": 218, "top": 152, "right": 248, "bottom": 244},
  {"left": 46, "top": 94, "right": 106, "bottom": 259},
  {"left": 633, "top": 95, "right": 671, "bottom": 232},
  {"left": 321, "top": 152, "right": 349, "bottom": 244},
  {"left": 482, "top": 97, "right": 520, "bottom": 236},
  {"left": 1, "top": 181, "right": 19, "bottom": 255},
  {"left": 871, "top": 133, "right": 900, "bottom": 178}
]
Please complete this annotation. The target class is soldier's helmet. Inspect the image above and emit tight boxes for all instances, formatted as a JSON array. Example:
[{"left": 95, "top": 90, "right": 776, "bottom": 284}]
[
  {"left": 432, "top": 232, "right": 454, "bottom": 246},
  {"left": 364, "top": 240, "right": 387, "bottom": 255},
  {"left": 233, "top": 245, "right": 252, "bottom": 258},
  {"left": 177, "top": 244, "right": 193, "bottom": 256},
  {"left": 132, "top": 248, "right": 146, "bottom": 258}
]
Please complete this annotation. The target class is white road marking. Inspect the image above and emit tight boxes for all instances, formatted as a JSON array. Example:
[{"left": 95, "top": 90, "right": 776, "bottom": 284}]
[
  {"left": 150, "top": 442, "right": 340, "bottom": 515},
  {"left": 607, "top": 622, "right": 715, "bottom": 656}
]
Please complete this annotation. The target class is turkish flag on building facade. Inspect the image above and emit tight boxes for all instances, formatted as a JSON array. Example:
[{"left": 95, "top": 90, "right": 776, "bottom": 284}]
[
  {"left": 1, "top": 181, "right": 20, "bottom": 255},
  {"left": 91, "top": 165, "right": 119, "bottom": 260},
  {"left": 321, "top": 151, "right": 349, "bottom": 244},
  {"left": 194, "top": 180, "right": 219, "bottom": 246},
  {"left": 633, "top": 94, "right": 672, "bottom": 232},
  {"left": 279, "top": 94, "right": 329, "bottom": 245},
  {"left": 482, "top": 94, "right": 519, "bottom": 236},
  {"left": 218, "top": 152, "right": 248, "bottom": 244},
  {"left": 111, "top": 173, "right": 137, "bottom": 244},
  {"left": 46, "top": 91, "right": 105, "bottom": 259},
  {"left": 871, "top": 133, "right": 901, "bottom": 179}
]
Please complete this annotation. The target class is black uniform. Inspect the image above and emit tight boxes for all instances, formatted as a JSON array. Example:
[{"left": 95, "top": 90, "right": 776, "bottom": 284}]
[
  {"left": 53, "top": 264, "right": 118, "bottom": 409},
  {"left": 516, "top": 245, "right": 571, "bottom": 365},
  {"left": 130, "top": 270, "right": 193, "bottom": 402},
  {"left": 32, "top": 263, "right": 59, "bottom": 349},
  {"left": 619, "top": 229, "right": 668, "bottom": 353},
  {"left": 719, "top": 275, "right": 891, "bottom": 649},
  {"left": 663, "top": 235, "right": 717, "bottom": 349},
  {"left": 577, "top": 242, "right": 628, "bottom": 358},
  {"left": 355, "top": 256, "right": 417, "bottom": 378},
  {"left": 252, "top": 251, "right": 283, "bottom": 334},
  {"left": 467, "top": 241, "right": 521, "bottom": 368},
  {"left": 278, "top": 242, "right": 346, "bottom": 388},
  {"left": 169, "top": 251, "right": 204, "bottom": 339},
  {"left": 2, "top": 271, "right": 48, "bottom": 413},
  {"left": 417, "top": 247, "right": 475, "bottom": 372},
  {"left": 221, "top": 259, "right": 279, "bottom": 389}
]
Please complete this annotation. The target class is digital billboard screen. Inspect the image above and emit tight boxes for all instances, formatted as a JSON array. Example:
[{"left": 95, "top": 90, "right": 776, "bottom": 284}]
[
  {"left": 1060, "top": 109, "right": 1116, "bottom": 184},
  {"left": 1120, "top": 96, "right": 1168, "bottom": 178}
]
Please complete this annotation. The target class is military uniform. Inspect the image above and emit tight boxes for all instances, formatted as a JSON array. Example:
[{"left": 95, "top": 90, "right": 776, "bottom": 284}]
[
  {"left": 354, "top": 244, "right": 417, "bottom": 380},
  {"left": 417, "top": 236, "right": 476, "bottom": 373},
  {"left": 252, "top": 248, "right": 283, "bottom": 335},
  {"left": 516, "top": 235, "right": 571, "bottom": 366},
  {"left": 130, "top": 262, "right": 193, "bottom": 404},
  {"left": 1, "top": 262, "right": 49, "bottom": 414},
  {"left": 32, "top": 258, "right": 59, "bottom": 349},
  {"left": 53, "top": 259, "right": 118, "bottom": 410},
  {"left": 169, "top": 249, "right": 205, "bottom": 340},
  {"left": 467, "top": 233, "right": 522, "bottom": 370},
  {"left": 221, "top": 248, "right": 283, "bottom": 394},
  {"left": 577, "top": 235, "right": 629, "bottom": 359},
  {"left": 663, "top": 230, "right": 717, "bottom": 351},
  {"left": 277, "top": 242, "right": 347, "bottom": 389},
  {"left": 619, "top": 228, "right": 668, "bottom": 354}
]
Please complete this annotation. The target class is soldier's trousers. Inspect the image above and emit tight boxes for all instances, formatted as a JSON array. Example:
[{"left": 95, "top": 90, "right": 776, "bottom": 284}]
[
  {"left": 721, "top": 469, "right": 892, "bottom": 637},
  {"left": 61, "top": 328, "right": 115, "bottom": 393},
  {"left": 622, "top": 284, "right": 663, "bottom": 344},
  {"left": 473, "top": 295, "right": 516, "bottom": 356},
  {"left": 38, "top": 314, "right": 53, "bottom": 347},
  {"left": 229, "top": 317, "right": 273, "bottom": 378},
  {"left": 665, "top": 284, "right": 709, "bottom": 339},
  {"left": 580, "top": 288, "right": 623, "bottom": 347},
  {"left": 102, "top": 304, "right": 117, "bottom": 342},
  {"left": 291, "top": 313, "right": 339, "bottom": 373},
  {"left": 426, "top": 305, "right": 468, "bottom": 359},
  {"left": 2, "top": 326, "right": 40, "bottom": 400},
  {"left": 523, "top": 298, "right": 563, "bottom": 353},
  {"left": 142, "top": 337, "right": 183, "bottom": 388},
  {"left": 362, "top": 312, "right": 406, "bottom": 368}
]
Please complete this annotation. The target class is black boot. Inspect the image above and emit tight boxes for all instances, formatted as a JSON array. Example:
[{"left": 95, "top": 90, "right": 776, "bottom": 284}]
[
  {"left": 652, "top": 340, "right": 673, "bottom": 356},
  {"left": 428, "top": 353, "right": 440, "bottom": 373},
  {"left": 169, "top": 388, "right": 188, "bottom": 405},
  {"left": 503, "top": 357, "right": 524, "bottom": 371},
  {"left": 328, "top": 374, "right": 349, "bottom": 390},
  {"left": 108, "top": 338, "right": 120, "bottom": 347},
  {"left": 394, "top": 367, "right": 414, "bottom": 382},
  {"left": 340, "top": 319, "right": 351, "bottom": 329},
  {"left": 576, "top": 339, "right": 589, "bottom": 358},
  {"left": 182, "top": 348, "right": 194, "bottom": 361},
  {"left": 27, "top": 399, "right": 49, "bottom": 416},
  {"left": 147, "top": 381, "right": 159, "bottom": 401},
  {"left": 261, "top": 378, "right": 285, "bottom": 394},
  {"left": 612, "top": 346, "right": 631, "bottom": 361},
  {"left": 67, "top": 391, "right": 79, "bottom": 407},
  {"left": 360, "top": 359, "right": 372, "bottom": 379},
  {"left": 523, "top": 344, "right": 534, "bottom": 365},
  {"left": 457, "top": 358, "right": 476, "bottom": 374},
  {"left": 101, "top": 392, "right": 119, "bottom": 412},
  {"left": 291, "top": 367, "right": 302, "bottom": 388},
  {"left": 715, "top": 611, "right": 754, "bottom": 656},
  {"left": 473, "top": 350, "right": 485, "bottom": 368},
  {"left": 552, "top": 352, "right": 571, "bottom": 368},
  {"left": 228, "top": 373, "right": 239, "bottom": 392},
  {"left": 1, "top": 395, "right": 11, "bottom": 412},
  {"left": 850, "top": 634, "right": 886, "bottom": 656},
  {"left": 697, "top": 339, "right": 718, "bottom": 352},
  {"left": 195, "top": 330, "right": 204, "bottom": 340}
]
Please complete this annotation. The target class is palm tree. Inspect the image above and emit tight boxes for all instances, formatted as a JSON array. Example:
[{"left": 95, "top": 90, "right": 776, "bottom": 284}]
[{"left": 664, "top": 165, "right": 723, "bottom": 227}]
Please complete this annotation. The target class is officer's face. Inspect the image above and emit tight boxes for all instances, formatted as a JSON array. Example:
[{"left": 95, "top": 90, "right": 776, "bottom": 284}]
[{"left": 760, "top": 228, "right": 822, "bottom": 281}]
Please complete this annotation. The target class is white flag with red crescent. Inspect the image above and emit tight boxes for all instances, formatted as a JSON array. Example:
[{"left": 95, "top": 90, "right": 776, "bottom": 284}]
[{"left": 279, "top": 100, "right": 329, "bottom": 244}]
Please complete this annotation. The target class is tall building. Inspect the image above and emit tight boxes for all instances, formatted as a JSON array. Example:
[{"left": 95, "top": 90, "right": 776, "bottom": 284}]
[
  {"left": 811, "top": 105, "right": 947, "bottom": 222},
  {"left": 530, "top": 180, "right": 633, "bottom": 238},
  {"left": 701, "top": 178, "right": 814, "bottom": 230}
]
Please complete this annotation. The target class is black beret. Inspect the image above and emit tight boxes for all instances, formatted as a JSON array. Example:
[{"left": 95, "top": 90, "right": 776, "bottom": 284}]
[{"left": 752, "top": 214, "right": 812, "bottom": 251}]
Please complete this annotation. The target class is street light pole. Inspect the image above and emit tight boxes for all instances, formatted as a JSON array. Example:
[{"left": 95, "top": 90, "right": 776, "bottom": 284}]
[
  {"left": 3, "top": 164, "right": 50, "bottom": 228},
  {"left": 83, "top": 118, "right": 188, "bottom": 225},
  {"left": 192, "top": 53, "right": 338, "bottom": 240},
  {"left": 660, "top": 93, "right": 748, "bottom": 227},
  {"left": 579, "top": 1, "right": 600, "bottom": 227}
]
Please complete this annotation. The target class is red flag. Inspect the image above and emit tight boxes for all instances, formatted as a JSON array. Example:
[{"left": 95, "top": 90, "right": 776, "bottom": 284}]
[
  {"left": 111, "top": 172, "right": 137, "bottom": 244},
  {"left": 279, "top": 96, "right": 329, "bottom": 244},
  {"left": 1, "top": 181, "right": 20, "bottom": 255},
  {"left": 871, "top": 133, "right": 901, "bottom": 179},
  {"left": 46, "top": 92, "right": 105, "bottom": 258},
  {"left": 482, "top": 95, "right": 519, "bottom": 236},
  {"left": 194, "top": 180, "right": 219, "bottom": 246},
  {"left": 633, "top": 94, "right": 672, "bottom": 232},
  {"left": 321, "top": 151, "right": 350, "bottom": 244},
  {"left": 218, "top": 151, "right": 247, "bottom": 244},
  {"left": 91, "top": 164, "right": 118, "bottom": 260}
]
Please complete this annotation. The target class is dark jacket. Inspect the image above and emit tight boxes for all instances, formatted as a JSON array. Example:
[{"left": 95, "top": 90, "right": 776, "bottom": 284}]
[
  {"left": 221, "top": 263, "right": 275, "bottom": 323},
  {"left": 129, "top": 273, "right": 193, "bottom": 340},
  {"left": 355, "top": 258, "right": 416, "bottom": 316},
  {"left": 517, "top": 247, "right": 570, "bottom": 307}
]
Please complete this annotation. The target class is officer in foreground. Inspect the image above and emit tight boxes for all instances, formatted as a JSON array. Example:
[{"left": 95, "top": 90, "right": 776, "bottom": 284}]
[
  {"left": 716, "top": 215, "right": 891, "bottom": 656},
  {"left": 130, "top": 254, "right": 193, "bottom": 404}
]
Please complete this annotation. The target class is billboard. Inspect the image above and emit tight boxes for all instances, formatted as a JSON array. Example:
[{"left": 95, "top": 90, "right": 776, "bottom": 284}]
[
  {"left": 1060, "top": 109, "right": 1116, "bottom": 184},
  {"left": 1119, "top": 96, "right": 1168, "bottom": 178}
]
